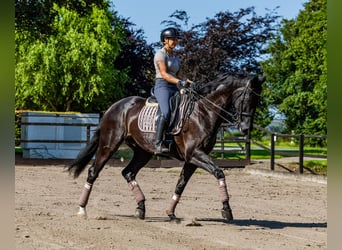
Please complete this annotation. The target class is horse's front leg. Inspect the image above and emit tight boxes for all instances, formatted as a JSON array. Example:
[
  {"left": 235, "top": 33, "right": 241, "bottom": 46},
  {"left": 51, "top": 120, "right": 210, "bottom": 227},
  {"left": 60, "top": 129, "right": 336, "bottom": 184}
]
[
  {"left": 165, "top": 163, "right": 197, "bottom": 222},
  {"left": 190, "top": 152, "right": 233, "bottom": 220},
  {"left": 217, "top": 177, "right": 233, "bottom": 220}
]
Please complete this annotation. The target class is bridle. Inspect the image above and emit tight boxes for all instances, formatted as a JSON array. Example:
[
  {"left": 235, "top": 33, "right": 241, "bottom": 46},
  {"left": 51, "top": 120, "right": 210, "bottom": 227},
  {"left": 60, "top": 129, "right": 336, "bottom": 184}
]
[
  {"left": 237, "top": 79, "right": 254, "bottom": 121},
  {"left": 188, "top": 79, "right": 256, "bottom": 127}
]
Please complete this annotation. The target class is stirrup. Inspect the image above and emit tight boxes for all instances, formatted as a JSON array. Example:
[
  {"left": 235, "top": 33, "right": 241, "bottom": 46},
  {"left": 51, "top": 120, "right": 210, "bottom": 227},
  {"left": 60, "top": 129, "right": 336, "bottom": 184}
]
[{"left": 155, "top": 144, "right": 169, "bottom": 154}]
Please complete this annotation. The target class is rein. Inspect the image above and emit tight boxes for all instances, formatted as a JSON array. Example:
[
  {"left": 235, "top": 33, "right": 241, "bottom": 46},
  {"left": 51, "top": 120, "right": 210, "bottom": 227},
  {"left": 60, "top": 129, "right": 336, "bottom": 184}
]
[{"left": 187, "top": 80, "right": 252, "bottom": 127}]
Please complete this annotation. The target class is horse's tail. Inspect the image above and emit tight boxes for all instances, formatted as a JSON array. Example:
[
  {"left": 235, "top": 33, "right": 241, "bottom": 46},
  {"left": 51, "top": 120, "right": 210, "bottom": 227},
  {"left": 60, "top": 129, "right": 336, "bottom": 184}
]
[{"left": 67, "top": 127, "right": 100, "bottom": 178}]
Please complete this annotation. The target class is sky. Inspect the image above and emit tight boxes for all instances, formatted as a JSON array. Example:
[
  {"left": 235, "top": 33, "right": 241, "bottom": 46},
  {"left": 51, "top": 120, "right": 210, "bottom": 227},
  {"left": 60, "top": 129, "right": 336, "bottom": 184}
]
[{"left": 111, "top": 0, "right": 307, "bottom": 43}]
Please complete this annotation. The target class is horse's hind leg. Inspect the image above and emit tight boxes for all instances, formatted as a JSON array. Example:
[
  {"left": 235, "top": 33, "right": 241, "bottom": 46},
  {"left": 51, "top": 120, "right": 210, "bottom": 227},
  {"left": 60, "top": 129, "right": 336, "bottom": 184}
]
[
  {"left": 77, "top": 135, "right": 123, "bottom": 218},
  {"left": 165, "top": 163, "right": 197, "bottom": 221},
  {"left": 121, "top": 147, "right": 152, "bottom": 219}
]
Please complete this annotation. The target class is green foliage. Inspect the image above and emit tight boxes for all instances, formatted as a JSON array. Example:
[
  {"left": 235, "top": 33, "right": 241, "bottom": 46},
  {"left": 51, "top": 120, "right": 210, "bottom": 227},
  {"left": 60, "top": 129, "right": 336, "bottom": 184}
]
[
  {"left": 160, "top": 8, "right": 280, "bottom": 82},
  {"left": 15, "top": 0, "right": 110, "bottom": 38},
  {"left": 15, "top": 111, "right": 21, "bottom": 147},
  {"left": 304, "top": 160, "right": 327, "bottom": 175},
  {"left": 112, "top": 17, "right": 155, "bottom": 98},
  {"left": 15, "top": 2, "right": 128, "bottom": 112},
  {"left": 261, "top": 0, "right": 327, "bottom": 136},
  {"left": 159, "top": 8, "right": 280, "bottom": 138}
]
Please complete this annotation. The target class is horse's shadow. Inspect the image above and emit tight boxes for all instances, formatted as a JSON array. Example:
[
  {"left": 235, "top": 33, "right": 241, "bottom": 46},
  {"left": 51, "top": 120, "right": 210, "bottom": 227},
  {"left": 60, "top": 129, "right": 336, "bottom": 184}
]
[
  {"left": 195, "top": 217, "right": 327, "bottom": 229},
  {"left": 96, "top": 214, "right": 327, "bottom": 229},
  {"left": 99, "top": 214, "right": 174, "bottom": 223}
]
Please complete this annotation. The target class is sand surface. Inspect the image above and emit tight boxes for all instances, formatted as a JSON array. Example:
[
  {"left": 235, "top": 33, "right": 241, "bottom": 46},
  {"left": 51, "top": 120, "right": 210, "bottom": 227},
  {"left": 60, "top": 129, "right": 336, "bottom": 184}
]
[{"left": 15, "top": 160, "right": 326, "bottom": 249}]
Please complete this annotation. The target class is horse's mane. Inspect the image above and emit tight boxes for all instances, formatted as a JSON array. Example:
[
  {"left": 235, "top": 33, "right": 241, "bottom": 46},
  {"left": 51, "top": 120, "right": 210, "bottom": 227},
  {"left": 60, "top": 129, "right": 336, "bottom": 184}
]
[{"left": 193, "top": 73, "right": 254, "bottom": 96}]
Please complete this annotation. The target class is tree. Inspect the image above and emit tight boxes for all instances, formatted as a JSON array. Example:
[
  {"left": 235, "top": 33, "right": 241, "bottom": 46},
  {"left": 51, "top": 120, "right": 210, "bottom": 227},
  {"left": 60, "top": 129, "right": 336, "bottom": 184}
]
[
  {"left": 15, "top": 0, "right": 110, "bottom": 39},
  {"left": 261, "top": 0, "right": 327, "bottom": 138},
  {"left": 112, "top": 16, "right": 155, "bottom": 98},
  {"left": 160, "top": 8, "right": 280, "bottom": 82},
  {"left": 15, "top": 3, "right": 127, "bottom": 112},
  {"left": 159, "top": 8, "right": 280, "bottom": 130}
]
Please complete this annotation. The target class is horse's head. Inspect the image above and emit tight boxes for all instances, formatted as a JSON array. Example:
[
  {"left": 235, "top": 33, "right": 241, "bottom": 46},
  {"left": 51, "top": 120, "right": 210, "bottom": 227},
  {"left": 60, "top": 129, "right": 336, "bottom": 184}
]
[
  {"left": 233, "top": 76, "right": 265, "bottom": 135},
  {"left": 192, "top": 73, "right": 264, "bottom": 135}
]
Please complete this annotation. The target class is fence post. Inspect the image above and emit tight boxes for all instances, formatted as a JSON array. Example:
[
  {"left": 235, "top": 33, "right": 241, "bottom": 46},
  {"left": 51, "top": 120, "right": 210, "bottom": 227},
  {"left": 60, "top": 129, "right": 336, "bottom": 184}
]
[
  {"left": 270, "top": 133, "right": 275, "bottom": 171},
  {"left": 220, "top": 126, "right": 224, "bottom": 160},
  {"left": 245, "top": 131, "right": 251, "bottom": 165},
  {"left": 299, "top": 134, "right": 304, "bottom": 174},
  {"left": 86, "top": 125, "right": 91, "bottom": 143}
]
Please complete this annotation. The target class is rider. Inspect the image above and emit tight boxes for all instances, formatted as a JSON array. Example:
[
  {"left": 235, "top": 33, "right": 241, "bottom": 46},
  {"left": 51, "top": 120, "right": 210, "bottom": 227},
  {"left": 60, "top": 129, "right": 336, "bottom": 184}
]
[{"left": 153, "top": 27, "right": 189, "bottom": 154}]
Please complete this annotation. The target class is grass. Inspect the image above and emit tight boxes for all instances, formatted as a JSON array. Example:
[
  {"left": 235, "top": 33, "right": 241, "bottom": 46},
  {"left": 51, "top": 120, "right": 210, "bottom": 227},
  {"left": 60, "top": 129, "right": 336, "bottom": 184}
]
[
  {"left": 212, "top": 139, "right": 327, "bottom": 175},
  {"left": 210, "top": 150, "right": 282, "bottom": 160},
  {"left": 253, "top": 140, "right": 327, "bottom": 155},
  {"left": 214, "top": 139, "right": 327, "bottom": 158},
  {"left": 286, "top": 160, "right": 327, "bottom": 176},
  {"left": 15, "top": 147, "right": 23, "bottom": 153},
  {"left": 111, "top": 147, "right": 133, "bottom": 160},
  {"left": 304, "top": 160, "right": 327, "bottom": 176}
]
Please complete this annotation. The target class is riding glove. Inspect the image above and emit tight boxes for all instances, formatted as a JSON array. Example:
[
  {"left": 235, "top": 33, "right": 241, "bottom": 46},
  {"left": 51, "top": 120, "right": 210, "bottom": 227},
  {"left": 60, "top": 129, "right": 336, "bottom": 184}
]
[{"left": 178, "top": 80, "right": 189, "bottom": 88}]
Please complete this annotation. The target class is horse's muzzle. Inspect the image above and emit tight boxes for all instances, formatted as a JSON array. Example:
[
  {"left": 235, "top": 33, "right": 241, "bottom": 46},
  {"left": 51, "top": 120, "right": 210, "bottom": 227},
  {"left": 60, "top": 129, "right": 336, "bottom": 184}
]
[{"left": 239, "top": 122, "right": 250, "bottom": 135}]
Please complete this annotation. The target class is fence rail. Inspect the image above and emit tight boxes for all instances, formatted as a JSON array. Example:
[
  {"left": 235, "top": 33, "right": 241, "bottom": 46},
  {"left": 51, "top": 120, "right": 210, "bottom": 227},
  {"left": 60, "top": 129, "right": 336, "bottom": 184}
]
[
  {"left": 211, "top": 123, "right": 250, "bottom": 165},
  {"left": 253, "top": 125, "right": 327, "bottom": 174},
  {"left": 16, "top": 122, "right": 97, "bottom": 146},
  {"left": 15, "top": 120, "right": 251, "bottom": 167},
  {"left": 15, "top": 119, "right": 327, "bottom": 173}
]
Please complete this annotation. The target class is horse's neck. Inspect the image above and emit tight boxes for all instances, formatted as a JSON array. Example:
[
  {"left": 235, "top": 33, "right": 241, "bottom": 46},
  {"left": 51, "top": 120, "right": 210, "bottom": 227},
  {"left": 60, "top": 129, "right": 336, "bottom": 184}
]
[
  {"left": 196, "top": 84, "right": 239, "bottom": 131},
  {"left": 196, "top": 90, "right": 231, "bottom": 126},
  {"left": 204, "top": 85, "right": 235, "bottom": 110}
]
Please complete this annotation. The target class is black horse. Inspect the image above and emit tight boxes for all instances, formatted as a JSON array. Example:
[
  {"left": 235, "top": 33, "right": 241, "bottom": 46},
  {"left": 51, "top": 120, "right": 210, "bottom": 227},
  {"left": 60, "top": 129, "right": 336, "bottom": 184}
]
[{"left": 67, "top": 73, "right": 264, "bottom": 221}]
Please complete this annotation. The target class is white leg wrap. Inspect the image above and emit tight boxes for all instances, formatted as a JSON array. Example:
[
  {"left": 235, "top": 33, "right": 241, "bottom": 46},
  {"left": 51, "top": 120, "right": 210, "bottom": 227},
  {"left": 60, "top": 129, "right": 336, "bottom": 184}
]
[
  {"left": 166, "top": 193, "right": 180, "bottom": 215},
  {"left": 77, "top": 206, "right": 87, "bottom": 219}
]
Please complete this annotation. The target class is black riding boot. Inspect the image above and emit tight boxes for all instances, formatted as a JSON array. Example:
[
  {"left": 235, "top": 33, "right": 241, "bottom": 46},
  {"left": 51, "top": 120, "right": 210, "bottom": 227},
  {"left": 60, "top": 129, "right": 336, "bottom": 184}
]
[{"left": 155, "top": 114, "right": 169, "bottom": 154}]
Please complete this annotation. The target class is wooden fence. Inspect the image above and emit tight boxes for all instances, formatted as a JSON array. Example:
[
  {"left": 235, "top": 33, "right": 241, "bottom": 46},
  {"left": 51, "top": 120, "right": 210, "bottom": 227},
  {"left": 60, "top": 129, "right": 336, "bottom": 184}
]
[
  {"left": 16, "top": 118, "right": 326, "bottom": 173},
  {"left": 252, "top": 125, "right": 327, "bottom": 174},
  {"left": 15, "top": 118, "right": 251, "bottom": 167},
  {"left": 211, "top": 123, "right": 250, "bottom": 167}
]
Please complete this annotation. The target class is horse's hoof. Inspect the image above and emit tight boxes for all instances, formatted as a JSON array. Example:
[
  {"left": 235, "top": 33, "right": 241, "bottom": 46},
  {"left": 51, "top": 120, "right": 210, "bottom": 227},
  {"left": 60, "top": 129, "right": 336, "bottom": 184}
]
[
  {"left": 135, "top": 208, "right": 145, "bottom": 220},
  {"left": 168, "top": 214, "right": 181, "bottom": 224},
  {"left": 221, "top": 208, "right": 233, "bottom": 220}
]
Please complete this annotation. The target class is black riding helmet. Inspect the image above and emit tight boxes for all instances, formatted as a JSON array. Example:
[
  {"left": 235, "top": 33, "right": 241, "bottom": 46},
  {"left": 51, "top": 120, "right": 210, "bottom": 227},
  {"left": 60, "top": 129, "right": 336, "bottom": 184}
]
[{"left": 160, "top": 27, "right": 181, "bottom": 43}]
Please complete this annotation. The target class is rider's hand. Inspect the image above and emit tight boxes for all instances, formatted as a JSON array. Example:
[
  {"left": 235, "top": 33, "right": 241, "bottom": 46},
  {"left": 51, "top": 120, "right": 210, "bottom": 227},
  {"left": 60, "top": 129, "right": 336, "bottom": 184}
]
[{"left": 178, "top": 80, "right": 189, "bottom": 88}]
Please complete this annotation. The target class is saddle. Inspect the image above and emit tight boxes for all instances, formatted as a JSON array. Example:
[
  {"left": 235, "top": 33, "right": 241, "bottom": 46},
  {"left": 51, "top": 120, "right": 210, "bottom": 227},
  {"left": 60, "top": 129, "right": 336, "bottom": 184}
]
[{"left": 138, "top": 89, "right": 192, "bottom": 135}]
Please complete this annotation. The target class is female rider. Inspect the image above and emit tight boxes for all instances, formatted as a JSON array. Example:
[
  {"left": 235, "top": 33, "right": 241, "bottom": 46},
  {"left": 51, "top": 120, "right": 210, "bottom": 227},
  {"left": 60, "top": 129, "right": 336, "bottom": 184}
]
[{"left": 153, "top": 27, "right": 189, "bottom": 154}]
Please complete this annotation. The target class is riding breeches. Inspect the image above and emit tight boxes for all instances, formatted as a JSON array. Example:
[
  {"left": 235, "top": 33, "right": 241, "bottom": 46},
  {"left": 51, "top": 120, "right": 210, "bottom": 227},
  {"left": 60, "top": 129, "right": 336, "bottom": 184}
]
[{"left": 154, "top": 78, "right": 178, "bottom": 119}]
